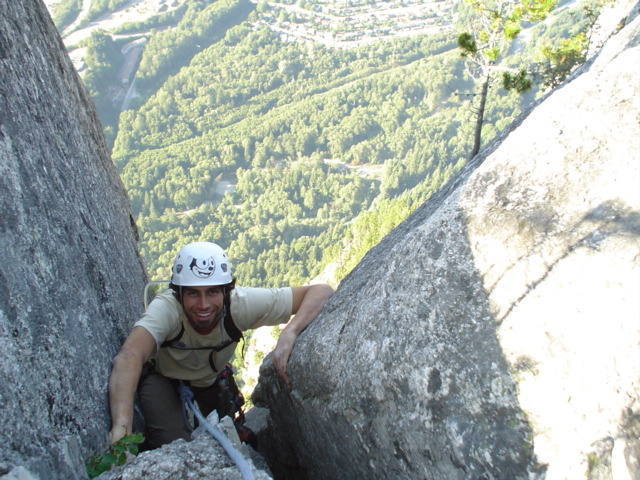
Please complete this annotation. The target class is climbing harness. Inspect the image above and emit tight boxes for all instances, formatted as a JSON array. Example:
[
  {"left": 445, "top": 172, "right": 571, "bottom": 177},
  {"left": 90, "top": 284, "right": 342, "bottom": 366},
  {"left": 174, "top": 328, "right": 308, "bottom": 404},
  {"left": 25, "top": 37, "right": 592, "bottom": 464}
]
[{"left": 177, "top": 381, "right": 255, "bottom": 480}]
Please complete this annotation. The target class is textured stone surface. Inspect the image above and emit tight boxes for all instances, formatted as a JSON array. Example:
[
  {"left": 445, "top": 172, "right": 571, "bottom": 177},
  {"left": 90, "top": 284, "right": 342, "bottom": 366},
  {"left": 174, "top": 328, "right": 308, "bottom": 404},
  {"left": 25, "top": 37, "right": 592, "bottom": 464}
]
[
  {"left": 97, "top": 414, "right": 273, "bottom": 480},
  {"left": 254, "top": 7, "right": 640, "bottom": 480},
  {"left": 0, "top": 1, "right": 146, "bottom": 479}
]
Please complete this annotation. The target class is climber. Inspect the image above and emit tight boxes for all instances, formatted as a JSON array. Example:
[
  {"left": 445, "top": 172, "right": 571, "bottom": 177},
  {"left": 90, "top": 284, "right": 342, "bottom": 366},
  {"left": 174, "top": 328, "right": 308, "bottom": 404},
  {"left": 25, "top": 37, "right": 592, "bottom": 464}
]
[{"left": 107, "top": 241, "right": 333, "bottom": 450}]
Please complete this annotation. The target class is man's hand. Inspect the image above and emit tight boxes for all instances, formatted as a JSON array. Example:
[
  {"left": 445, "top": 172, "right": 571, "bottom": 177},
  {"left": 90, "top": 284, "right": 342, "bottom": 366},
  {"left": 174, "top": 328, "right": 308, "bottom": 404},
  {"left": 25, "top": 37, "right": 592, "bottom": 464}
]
[
  {"left": 108, "top": 423, "right": 131, "bottom": 445},
  {"left": 108, "top": 326, "right": 155, "bottom": 446},
  {"left": 273, "top": 284, "right": 333, "bottom": 388},
  {"left": 272, "top": 328, "right": 298, "bottom": 388}
]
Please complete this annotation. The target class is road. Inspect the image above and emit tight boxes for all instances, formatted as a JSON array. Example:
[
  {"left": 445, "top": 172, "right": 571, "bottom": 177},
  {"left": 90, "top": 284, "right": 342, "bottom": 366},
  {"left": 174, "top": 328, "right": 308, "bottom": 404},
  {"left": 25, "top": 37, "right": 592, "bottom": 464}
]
[
  {"left": 62, "top": 0, "right": 185, "bottom": 46},
  {"left": 62, "top": 0, "right": 92, "bottom": 38}
]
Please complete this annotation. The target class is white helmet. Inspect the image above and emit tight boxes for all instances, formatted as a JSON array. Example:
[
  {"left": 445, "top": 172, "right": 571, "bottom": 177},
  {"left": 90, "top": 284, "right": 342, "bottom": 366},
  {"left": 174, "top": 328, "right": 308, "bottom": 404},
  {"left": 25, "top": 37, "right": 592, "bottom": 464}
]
[{"left": 170, "top": 242, "right": 232, "bottom": 286}]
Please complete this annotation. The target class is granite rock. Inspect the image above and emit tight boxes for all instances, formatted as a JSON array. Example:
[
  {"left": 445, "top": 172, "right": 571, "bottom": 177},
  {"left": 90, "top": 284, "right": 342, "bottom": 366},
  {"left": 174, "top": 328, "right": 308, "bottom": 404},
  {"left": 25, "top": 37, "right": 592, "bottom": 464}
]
[
  {"left": 0, "top": 1, "right": 146, "bottom": 478},
  {"left": 96, "top": 413, "right": 273, "bottom": 480},
  {"left": 254, "top": 6, "right": 640, "bottom": 480}
]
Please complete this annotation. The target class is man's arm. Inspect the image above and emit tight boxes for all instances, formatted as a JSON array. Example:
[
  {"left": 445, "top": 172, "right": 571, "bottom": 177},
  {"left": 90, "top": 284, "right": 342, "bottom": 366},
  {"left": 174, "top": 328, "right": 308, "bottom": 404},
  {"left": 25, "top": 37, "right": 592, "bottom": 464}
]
[
  {"left": 272, "top": 283, "right": 334, "bottom": 386},
  {"left": 108, "top": 326, "right": 156, "bottom": 444}
]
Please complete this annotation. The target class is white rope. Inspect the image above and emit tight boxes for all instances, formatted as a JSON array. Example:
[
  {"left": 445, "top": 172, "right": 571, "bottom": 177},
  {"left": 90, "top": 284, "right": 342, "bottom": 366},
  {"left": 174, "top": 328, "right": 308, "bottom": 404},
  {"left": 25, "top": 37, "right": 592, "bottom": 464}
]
[{"left": 178, "top": 383, "right": 255, "bottom": 480}]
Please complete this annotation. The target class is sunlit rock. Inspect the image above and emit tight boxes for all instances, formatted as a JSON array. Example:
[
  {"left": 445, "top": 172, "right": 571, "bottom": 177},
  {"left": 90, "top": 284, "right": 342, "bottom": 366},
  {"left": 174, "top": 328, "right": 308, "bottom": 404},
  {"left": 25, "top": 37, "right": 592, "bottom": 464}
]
[{"left": 254, "top": 7, "right": 640, "bottom": 480}]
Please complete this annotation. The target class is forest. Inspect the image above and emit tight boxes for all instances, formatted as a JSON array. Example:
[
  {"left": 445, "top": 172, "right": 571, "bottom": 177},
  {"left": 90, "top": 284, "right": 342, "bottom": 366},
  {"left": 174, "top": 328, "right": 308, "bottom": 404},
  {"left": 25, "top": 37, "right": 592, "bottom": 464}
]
[{"left": 107, "top": 0, "right": 592, "bottom": 286}]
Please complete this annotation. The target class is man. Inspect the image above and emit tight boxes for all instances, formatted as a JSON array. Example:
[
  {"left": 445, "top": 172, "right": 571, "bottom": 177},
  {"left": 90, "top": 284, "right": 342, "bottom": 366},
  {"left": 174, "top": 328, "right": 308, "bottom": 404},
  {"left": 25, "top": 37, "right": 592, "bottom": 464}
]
[{"left": 108, "top": 241, "right": 333, "bottom": 449}]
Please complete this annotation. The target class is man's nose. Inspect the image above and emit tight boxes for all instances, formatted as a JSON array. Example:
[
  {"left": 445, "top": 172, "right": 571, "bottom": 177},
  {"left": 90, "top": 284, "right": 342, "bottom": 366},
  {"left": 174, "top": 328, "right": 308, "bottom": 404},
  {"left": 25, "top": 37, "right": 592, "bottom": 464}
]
[{"left": 196, "top": 293, "right": 208, "bottom": 308}]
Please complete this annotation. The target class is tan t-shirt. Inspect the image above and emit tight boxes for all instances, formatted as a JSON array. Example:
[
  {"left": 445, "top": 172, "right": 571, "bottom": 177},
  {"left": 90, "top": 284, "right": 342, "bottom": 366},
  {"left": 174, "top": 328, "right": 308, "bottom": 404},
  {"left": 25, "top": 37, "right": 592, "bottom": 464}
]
[{"left": 135, "top": 286, "right": 293, "bottom": 387}]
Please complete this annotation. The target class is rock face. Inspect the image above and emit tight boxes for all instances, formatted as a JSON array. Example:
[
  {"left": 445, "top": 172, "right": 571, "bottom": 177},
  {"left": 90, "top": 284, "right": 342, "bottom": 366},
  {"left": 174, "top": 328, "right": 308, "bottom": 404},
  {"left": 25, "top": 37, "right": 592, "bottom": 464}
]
[
  {"left": 97, "top": 414, "right": 273, "bottom": 480},
  {"left": 0, "top": 1, "right": 146, "bottom": 479},
  {"left": 254, "top": 7, "right": 640, "bottom": 480}
]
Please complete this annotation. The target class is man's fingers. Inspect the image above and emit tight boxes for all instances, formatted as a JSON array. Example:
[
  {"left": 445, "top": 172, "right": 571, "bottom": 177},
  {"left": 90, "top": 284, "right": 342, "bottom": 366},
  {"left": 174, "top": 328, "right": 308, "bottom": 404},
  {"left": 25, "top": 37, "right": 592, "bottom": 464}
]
[
  {"left": 276, "top": 364, "right": 289, "bottom": 383},
  {"left": 109, "top": 430, "right": 121, "bottom": 444},
  {"left": 273, "top": 351, "right": 291, "bottom": 388},
  {"left": 109, "top": 424, "right": 129, "bottom": 445},
  {"left": 274, "top": 351, "right": 286, "bottom": 376},
  {"left": 273, "top": 330, "right": 297, "bottom": 388},
  {"left": 277, "top": 368, "right": 291, "bottom": 389}
]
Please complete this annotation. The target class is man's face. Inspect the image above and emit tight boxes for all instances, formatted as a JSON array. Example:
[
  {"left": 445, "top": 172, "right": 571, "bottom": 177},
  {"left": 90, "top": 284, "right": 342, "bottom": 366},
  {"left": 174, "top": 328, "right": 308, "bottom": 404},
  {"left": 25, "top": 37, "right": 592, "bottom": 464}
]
[{"left": 181, "top": 285, "right": 224, "bottom": 334}]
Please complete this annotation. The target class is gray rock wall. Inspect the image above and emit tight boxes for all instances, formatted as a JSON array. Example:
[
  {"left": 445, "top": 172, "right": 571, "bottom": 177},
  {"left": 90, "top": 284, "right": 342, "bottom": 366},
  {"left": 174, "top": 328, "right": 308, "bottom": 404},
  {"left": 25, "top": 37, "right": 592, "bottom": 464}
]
[
  {"left": 0, "top": 1, "right": 146, "bottom": 478},
  {"left": 97, "top": 415, "right": 273, "bottom": 480},
  {"left": 254, "top": 7, "right": 640, "bottom": 480}
]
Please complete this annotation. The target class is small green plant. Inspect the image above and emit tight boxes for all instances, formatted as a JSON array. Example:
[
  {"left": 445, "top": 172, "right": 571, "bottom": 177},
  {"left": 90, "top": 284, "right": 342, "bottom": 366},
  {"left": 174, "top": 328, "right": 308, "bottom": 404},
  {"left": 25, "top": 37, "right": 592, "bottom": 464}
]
[{"left": 86, "top": 433, "right": 144, "bottom": 478}]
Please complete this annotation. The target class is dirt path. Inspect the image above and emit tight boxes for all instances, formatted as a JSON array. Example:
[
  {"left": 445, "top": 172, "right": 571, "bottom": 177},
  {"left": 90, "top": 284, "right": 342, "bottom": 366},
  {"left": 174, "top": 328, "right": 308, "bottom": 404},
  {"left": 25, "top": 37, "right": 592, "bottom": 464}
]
[
  {"left": 62, "top": 0, "right": 92, "bottom": 38},
  {"left": 62, "top": 0, "right": 185, "bottom": 47}
]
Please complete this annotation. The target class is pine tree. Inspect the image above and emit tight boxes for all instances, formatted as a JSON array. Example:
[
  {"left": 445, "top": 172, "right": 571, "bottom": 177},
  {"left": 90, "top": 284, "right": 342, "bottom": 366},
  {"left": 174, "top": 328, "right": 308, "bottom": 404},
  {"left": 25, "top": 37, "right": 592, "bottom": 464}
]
[{"left": 457, "top": 0, "right": 557, "bottom": 157}]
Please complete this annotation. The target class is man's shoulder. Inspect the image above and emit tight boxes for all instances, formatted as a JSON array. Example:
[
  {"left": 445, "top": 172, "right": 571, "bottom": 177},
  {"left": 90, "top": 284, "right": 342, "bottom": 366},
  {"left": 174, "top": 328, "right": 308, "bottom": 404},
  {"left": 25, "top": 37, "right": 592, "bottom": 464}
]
[
  {"left": 150, "top": 289, "right": 181, "bottom": 312},
  {"left": 135, "top": 289, "right": 182, "bottom": 336},
  {"left": 230, "top": 286, "right": 293, "bottom": 330},
  {"left": 231, "top": 285, "right": 291, "bottom": 301}
]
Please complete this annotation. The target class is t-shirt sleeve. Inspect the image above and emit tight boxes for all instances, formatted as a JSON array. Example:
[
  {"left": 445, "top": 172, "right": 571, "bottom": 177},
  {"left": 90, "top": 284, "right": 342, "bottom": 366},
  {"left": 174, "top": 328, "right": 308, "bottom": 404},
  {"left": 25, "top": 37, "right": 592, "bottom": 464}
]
[
  {"left": 133, "top": 291, "right": 182, "bottom": 348},
  {"left": 231, "top": 286, "right": 293, "bottom": 330}
]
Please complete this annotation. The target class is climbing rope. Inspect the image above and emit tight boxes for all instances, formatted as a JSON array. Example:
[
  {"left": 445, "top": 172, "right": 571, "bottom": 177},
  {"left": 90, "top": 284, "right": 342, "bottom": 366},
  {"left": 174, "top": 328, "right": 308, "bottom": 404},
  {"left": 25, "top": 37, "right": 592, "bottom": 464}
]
[{"left": 177, "top": 382, "right": 255, "bottom": 480}]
